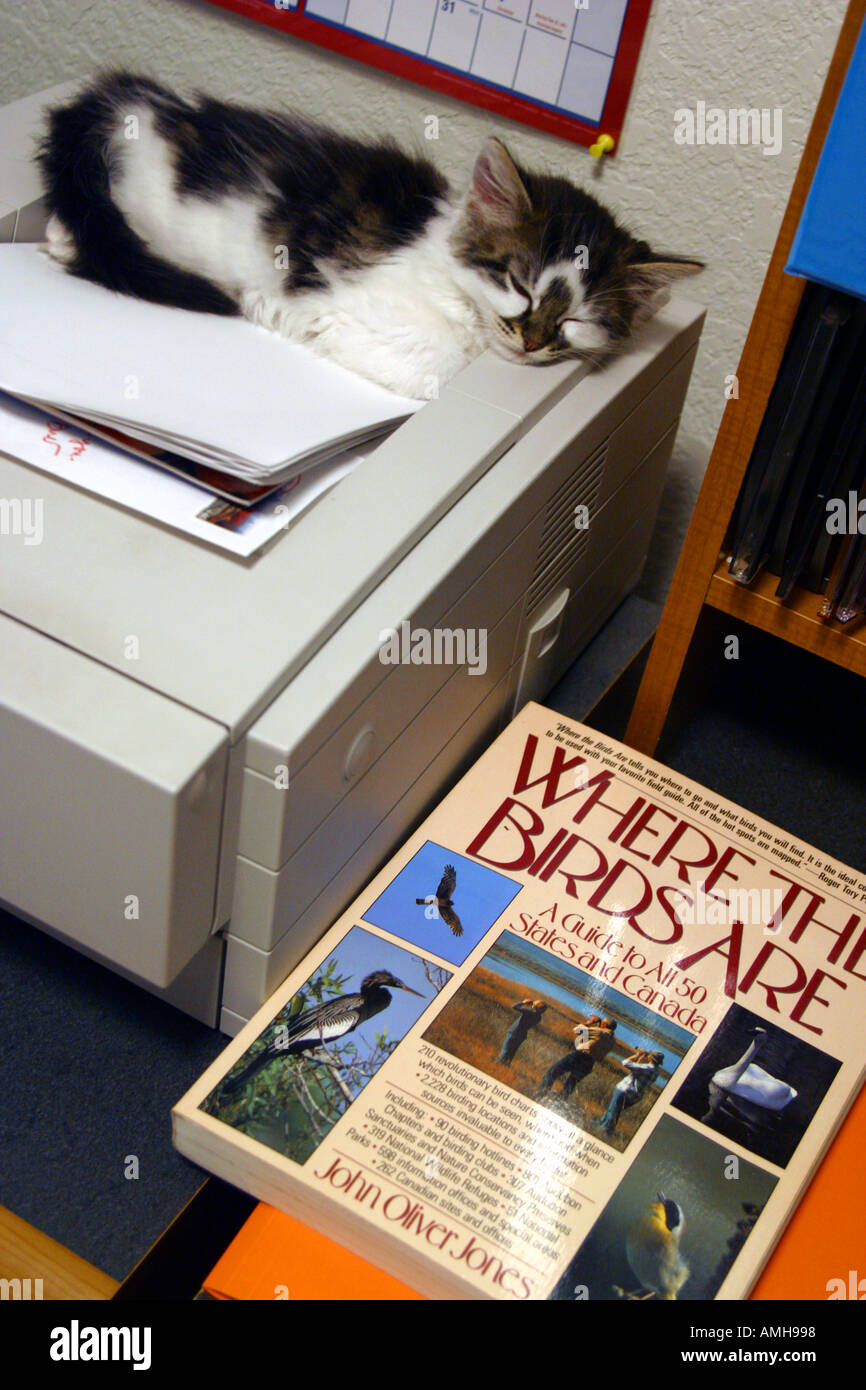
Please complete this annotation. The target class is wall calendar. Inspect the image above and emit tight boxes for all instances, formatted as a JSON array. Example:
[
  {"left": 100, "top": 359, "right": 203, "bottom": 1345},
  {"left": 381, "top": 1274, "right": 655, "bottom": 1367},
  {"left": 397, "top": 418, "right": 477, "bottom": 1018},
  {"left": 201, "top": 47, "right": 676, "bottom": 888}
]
[{"left": 205, "top": 0, "right": 652, "bottom": 154}]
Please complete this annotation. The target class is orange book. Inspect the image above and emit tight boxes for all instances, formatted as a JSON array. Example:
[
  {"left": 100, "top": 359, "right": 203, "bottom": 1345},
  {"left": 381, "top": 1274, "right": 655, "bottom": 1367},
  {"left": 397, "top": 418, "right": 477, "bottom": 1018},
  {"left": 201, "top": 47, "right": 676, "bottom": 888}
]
[
  {"left": 204, "top": 1204, "right": 424, "bottom": 1300},
  {"left": 751, "top": 1080, "right": 866, "bottom": 1300}
]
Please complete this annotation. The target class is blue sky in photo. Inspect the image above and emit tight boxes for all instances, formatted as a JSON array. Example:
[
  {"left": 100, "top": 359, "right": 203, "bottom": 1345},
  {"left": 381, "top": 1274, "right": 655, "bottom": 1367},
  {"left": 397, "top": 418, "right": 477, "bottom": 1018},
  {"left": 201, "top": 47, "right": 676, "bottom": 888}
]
[{"left": 362, "top": 840, "right": 523, "bottom": 966}]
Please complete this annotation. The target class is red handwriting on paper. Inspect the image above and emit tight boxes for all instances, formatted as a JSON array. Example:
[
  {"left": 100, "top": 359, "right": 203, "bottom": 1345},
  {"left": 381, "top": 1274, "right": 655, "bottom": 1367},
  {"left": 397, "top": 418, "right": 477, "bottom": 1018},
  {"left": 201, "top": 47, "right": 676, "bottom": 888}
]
[
  {"left": 40, "top": 421, "right": 89, "bottom": 462},
  {"left": 42, "top": 423, "right": 62, "bottom": 457}
]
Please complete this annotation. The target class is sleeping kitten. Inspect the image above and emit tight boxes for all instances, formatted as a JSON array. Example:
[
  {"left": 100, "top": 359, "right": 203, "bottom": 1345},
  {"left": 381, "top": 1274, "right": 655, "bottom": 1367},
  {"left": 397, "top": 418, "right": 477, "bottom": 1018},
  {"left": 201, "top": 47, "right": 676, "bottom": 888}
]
[{"left": 38, "top": 73, "right": 702, "bottom": 399}]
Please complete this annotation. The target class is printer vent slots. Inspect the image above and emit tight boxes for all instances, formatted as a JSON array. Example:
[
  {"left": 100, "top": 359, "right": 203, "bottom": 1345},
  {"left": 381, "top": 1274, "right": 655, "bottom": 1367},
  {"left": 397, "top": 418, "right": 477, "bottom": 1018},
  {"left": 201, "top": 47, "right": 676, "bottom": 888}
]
[{"left": 526, "top": 442, "right": 606, "bottom": 611}]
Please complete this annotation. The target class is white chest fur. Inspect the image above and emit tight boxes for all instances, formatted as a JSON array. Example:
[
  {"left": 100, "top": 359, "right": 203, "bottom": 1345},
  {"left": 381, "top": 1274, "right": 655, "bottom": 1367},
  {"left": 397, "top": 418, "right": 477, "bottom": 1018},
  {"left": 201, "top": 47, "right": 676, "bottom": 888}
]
[{"left": 242, "top": 212, "right": 487, "bottom": 398}]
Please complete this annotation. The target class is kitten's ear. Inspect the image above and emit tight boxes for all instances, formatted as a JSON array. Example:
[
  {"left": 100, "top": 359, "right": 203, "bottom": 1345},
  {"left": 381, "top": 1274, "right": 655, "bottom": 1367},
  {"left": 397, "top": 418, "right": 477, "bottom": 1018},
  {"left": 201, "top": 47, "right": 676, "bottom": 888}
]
[
  {"left": 466, "top": 137, "right": 532, "bottom": 225},
  {"left": 627, "top": 254, "right": 704, "bottom": 323},
  {"left": 631, "top": 254, "right": 705, "bottom": 282}
]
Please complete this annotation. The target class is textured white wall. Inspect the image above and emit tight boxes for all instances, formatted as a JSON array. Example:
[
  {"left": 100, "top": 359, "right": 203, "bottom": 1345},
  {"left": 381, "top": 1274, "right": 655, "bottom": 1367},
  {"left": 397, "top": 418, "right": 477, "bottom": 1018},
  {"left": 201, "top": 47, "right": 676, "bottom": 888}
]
[{"left": 0, "top": 0, "right": 847, "bottom": 594}]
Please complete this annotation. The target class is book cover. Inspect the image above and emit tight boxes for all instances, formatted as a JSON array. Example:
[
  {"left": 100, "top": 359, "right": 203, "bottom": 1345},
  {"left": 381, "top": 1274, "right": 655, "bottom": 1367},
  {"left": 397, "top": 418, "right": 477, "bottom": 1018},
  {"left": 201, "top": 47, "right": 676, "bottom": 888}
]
[{"left": 173, "top": 702, "right": 866, "bottom": 1300}]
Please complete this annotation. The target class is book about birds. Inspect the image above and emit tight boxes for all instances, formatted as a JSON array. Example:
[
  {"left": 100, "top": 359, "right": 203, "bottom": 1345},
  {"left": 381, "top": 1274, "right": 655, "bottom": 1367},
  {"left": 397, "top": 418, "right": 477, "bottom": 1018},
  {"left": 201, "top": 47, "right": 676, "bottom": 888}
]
[{"left": 173, "top": 702, "right": 866, "bottom": 1300}]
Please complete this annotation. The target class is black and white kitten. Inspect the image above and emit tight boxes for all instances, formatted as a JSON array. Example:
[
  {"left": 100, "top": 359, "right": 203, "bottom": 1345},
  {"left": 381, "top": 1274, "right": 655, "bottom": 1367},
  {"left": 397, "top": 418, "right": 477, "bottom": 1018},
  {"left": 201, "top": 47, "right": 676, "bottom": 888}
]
[{"left": 38, "top": 73, "right": 702, "bottom": 398}]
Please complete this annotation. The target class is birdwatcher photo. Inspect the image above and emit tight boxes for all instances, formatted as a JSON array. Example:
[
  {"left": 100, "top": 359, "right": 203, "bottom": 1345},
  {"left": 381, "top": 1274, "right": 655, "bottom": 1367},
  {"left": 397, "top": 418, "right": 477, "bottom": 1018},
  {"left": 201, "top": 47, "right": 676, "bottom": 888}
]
[
  {"left": 422, "top": 932, "right": 695, "bottom": 1151},
  {"left": 671, "top": 1003, "right": 841, "bottom": 1169},
  {"left": 200, "top": 927, "right": 450, "bottom": 1166},
  {"left": 549, "top": 1114, "right": 778, "bottom": 1302},
  {"left": 361, "top": 840, "right": 522, "bottom": 966}
]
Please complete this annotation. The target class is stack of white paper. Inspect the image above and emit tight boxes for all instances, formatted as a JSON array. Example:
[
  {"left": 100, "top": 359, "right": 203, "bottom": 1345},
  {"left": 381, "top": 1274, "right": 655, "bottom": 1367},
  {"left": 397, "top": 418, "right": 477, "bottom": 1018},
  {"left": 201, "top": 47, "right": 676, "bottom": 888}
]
[
  {"left": 0, "top": 391, "right": 369, "bottom": 558},
  {"left": 0, "top": 245, "right": 421, "bottom": 483}
]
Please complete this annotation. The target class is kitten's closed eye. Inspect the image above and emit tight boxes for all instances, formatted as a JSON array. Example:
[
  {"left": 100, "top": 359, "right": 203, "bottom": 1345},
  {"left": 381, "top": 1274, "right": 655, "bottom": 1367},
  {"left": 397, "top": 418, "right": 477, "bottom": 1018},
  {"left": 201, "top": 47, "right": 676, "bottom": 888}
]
[
  {"left": 483, "top": 273, "right": 531, "bottom": 321},
  {"left": 457, "top": 136, "right": 703, "bottom": 369},
  {"left": 507, "top": 273, "right": 530, "bottom": 303},
  {"left": 476, "top": 258, "right": 508, "bottom": 283}
]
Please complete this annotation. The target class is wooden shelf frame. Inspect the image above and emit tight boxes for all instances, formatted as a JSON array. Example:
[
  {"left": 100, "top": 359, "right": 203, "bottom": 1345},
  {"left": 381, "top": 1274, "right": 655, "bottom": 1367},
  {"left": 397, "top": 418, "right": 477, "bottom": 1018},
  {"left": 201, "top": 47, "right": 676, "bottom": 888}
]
[
  {"left": 707, "top": 561, "right": 866, "bottom": 673},
  {"left": 625, "top": 0, "right": 866, "bottom": 756}
]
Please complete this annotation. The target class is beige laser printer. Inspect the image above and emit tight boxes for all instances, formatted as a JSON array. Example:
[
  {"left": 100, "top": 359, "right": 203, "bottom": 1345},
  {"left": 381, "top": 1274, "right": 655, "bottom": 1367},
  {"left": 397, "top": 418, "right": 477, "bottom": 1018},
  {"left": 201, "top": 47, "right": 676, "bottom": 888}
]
[{"left": 0, "top": 85, "right": 705, "bottom": 1032}]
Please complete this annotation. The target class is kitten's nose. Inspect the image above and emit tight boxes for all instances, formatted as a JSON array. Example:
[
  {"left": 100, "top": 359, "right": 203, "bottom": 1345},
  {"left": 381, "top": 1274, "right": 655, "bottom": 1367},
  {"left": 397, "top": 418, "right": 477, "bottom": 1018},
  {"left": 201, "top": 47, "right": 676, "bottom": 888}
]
[{"left": 522, "top": 334, "right": 543, "bottom": 353}]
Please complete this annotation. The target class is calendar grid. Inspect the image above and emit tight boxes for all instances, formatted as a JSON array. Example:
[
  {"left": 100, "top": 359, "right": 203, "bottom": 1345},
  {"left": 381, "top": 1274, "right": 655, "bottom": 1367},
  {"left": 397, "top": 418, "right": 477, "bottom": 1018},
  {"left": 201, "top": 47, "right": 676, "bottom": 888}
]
[
  {"left": 312, "top": 0, "right": 619, "bottom": 126},
  {"left": 466, "top": 8, "right": 484, "bottom": 80},
  {"left": 553, "top": 7, "right": 581, "bottom": 111},
  {"left": 201, "top": 0, "right": 653, "bottom": 154}
]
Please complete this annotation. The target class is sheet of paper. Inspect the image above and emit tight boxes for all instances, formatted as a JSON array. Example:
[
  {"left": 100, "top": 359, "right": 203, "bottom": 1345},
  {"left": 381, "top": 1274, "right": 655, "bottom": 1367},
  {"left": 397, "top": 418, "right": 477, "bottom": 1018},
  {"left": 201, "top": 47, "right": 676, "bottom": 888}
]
[
  {"left": 0, "top": 245, "right": 420, "bottom": 475},
  {"left": 0, "top": 391, "right": 365, "bottom": 558}
]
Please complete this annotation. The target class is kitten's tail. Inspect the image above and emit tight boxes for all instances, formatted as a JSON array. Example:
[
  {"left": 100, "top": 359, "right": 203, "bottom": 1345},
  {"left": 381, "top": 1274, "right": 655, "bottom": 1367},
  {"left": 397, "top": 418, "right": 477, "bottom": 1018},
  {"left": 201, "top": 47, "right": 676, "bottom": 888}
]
[{"left": 36, "top": 73, "right": 238, "bottom": 316}]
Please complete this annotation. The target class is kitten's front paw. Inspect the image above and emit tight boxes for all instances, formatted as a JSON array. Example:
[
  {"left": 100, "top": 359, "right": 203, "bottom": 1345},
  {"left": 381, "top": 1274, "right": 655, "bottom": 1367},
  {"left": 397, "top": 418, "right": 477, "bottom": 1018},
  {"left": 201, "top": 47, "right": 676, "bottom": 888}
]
[
  {"left": 43, "top": 214, "right": 76, "bottom": 266},
  {"left": 241, "top": 290, "right": 325, "bottom": 345},
  {"left": 241, "top": 290, "right": 281, "bottom": 332}
]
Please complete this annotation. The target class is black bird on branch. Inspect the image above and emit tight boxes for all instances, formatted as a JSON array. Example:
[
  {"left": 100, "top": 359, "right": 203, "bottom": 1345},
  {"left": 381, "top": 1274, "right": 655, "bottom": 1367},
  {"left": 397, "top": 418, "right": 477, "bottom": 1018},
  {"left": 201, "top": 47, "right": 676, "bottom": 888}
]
[
  {"left": 416, "top": 864, "right": 463, "bottom": 936},
  {"left": 220, "top": 970, "right": 423, "bottom": 1097}
]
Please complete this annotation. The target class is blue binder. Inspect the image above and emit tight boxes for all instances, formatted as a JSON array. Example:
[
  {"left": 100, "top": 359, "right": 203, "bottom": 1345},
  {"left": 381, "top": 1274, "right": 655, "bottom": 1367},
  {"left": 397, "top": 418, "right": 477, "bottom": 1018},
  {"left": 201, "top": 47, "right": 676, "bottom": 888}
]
[{"left": 786, "top": 16, "right": 866, "bottom": 301}]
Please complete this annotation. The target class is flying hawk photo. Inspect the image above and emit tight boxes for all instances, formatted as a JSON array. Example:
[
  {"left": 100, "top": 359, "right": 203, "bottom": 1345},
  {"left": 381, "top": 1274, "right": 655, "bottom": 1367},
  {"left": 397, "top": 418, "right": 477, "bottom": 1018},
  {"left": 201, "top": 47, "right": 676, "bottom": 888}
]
[{"left": 416, "top": 864, "right": 463, "bottom": 936}]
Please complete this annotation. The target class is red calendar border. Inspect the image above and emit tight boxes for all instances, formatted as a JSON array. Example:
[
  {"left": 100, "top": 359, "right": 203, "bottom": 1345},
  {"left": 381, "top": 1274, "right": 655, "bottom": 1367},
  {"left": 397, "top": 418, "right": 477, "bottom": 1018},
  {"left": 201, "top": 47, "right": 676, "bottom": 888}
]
[{"left": 202, "top": 0, "right": 652, "bottom": 153}]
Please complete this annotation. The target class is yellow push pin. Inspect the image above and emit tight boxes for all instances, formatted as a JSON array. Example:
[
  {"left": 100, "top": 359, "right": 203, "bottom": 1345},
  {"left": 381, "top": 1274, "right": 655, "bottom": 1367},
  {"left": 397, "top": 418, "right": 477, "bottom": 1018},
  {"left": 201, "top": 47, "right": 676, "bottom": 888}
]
[{"left": 589, "top": 133, "right": 615, "bottom": 158}]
